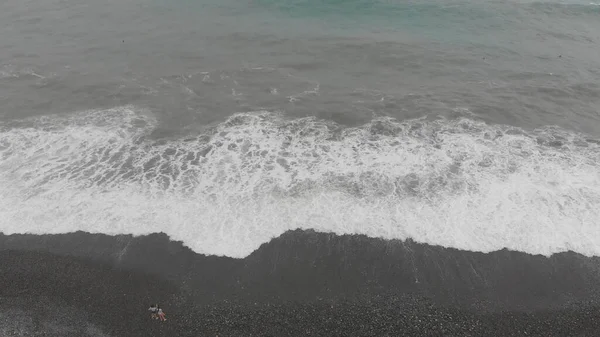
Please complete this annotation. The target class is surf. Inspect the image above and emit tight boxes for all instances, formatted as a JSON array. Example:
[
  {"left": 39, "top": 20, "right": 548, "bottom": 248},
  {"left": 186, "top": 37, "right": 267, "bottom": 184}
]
[{"left": 1, "top": 106, "right": 599, "bottom": 258}]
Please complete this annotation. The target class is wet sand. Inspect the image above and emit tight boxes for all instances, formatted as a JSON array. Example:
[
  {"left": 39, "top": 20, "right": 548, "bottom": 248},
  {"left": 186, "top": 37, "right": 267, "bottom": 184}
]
[{"left": 1, "top": 230, "right": 600, "bottom": 336}]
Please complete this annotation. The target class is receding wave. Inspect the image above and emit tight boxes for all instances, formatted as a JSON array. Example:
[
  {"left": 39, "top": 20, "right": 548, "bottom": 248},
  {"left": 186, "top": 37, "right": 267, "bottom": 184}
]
[{"left": 1, "top": 106, "right": 599, "bottom": 258}]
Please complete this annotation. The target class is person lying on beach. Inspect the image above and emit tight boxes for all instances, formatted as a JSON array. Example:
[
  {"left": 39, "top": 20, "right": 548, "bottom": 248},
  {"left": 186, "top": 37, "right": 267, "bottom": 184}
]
[
  {"left": 148, "top": 304, "right": 158, "bottom": 319},
  {"left": 157, "top": 306, "right": 167, "bottom": 321}
]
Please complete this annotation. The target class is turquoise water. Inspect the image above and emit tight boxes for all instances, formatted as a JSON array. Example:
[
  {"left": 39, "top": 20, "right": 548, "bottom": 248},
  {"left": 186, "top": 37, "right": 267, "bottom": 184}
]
[{"left": 1, "top": 0, "right": 599, "bottom": 133}]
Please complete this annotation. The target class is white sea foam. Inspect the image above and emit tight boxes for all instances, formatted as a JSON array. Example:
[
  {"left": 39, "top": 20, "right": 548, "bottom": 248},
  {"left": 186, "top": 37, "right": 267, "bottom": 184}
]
[{"left": 1, "top": 106, "right": 599, "bottom": 258}]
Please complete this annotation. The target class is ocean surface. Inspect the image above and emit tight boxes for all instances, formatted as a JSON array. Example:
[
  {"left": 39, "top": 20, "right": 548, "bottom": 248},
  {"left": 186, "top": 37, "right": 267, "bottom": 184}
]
[{"left": 1, "top": 0, "right": 600, "bottom": 258}]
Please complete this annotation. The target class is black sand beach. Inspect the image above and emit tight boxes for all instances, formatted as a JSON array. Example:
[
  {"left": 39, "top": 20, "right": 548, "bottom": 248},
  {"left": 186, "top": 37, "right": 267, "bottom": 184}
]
[{"left": 2, "top": 230, "right": 600, "bottom": 336}]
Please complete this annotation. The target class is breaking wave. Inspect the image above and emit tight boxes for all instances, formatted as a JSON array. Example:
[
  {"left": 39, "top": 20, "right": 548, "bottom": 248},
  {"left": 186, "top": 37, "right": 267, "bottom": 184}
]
[{"left": 1, "top": 106, "right": 599, "bottom": 258}]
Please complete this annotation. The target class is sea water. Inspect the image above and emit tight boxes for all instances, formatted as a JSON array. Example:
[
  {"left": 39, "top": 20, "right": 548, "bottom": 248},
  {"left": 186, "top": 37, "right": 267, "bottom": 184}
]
[{"left": 1, "top": 0, "right": 599, "bottom": 258}]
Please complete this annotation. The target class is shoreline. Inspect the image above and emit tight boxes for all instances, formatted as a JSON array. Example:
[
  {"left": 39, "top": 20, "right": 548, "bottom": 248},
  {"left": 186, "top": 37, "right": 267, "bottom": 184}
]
[{"left": 2, "top": 230, "right": 600, "bottom": 336}]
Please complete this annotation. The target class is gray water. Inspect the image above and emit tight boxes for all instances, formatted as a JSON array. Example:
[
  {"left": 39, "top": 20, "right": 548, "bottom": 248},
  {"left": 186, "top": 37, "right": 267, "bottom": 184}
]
[
  {"left": 2, "top": 0, "right": 600, "bottom": 133},
  {"left": 1, "top": 0, "right": 600, "bottom": 258}
]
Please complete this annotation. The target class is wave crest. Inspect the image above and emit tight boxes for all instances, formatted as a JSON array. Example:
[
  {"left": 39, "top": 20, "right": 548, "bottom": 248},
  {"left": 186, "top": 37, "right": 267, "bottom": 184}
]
[{"left": 1, "top": 106, "right": 599, "bottom": 258}]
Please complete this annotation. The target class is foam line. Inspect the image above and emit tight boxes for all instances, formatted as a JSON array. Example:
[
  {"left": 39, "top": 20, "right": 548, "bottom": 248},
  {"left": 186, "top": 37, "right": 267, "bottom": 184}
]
[{"left": 1, "top": 106, "right": 599, "bottom": 258}]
